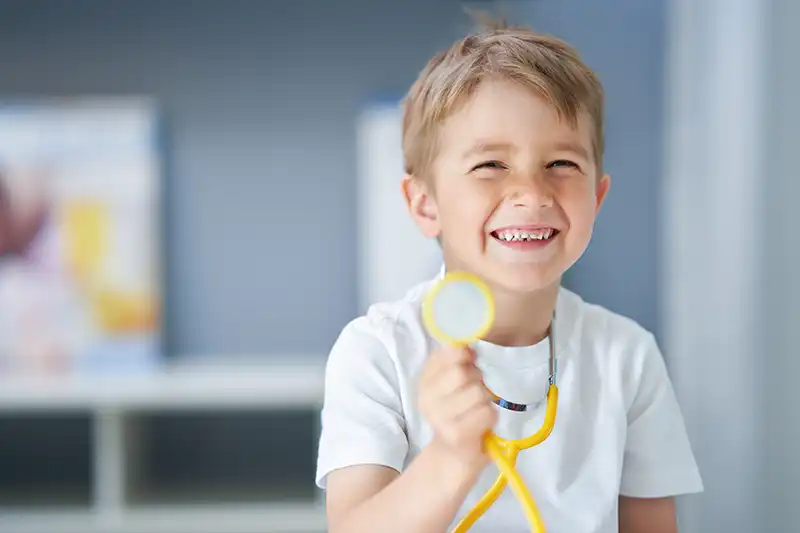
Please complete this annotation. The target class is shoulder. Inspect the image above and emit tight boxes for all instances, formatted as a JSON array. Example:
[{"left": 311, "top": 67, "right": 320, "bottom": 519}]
[
  {"left": 559, "top": 287, "right": 664, "bottom": 405},
  {"left": 317, "top": 284, "right": 435, "bottom": 489},
  {"left": 559, "top": 286, "right": 658, "bottom": 356},
  {"left": 558, "top": 296, "right": 705, "bottom": 498},
  {"left": 326, "top": 279, "right": 435, "bottom": 379}
]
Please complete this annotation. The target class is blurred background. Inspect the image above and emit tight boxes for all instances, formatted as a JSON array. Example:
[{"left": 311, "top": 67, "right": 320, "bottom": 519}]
[{"left": 0, "top": 0, "right": 796, "bottom": 532}]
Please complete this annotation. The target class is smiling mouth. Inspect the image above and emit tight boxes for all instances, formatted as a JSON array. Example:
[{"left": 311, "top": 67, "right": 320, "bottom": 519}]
[{"left": 490, "top": 228, "right": 560, "bottom": 243}]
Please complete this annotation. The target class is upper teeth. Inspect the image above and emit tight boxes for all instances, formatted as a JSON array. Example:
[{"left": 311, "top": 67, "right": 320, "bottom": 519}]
[{"left": 496, "top": 229, "right": 553, "bottom": 241}]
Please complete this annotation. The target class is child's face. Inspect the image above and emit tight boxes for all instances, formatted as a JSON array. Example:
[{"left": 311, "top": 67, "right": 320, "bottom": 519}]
[{"left": 404, "top": 79, "right": 610, "bottom": 294}]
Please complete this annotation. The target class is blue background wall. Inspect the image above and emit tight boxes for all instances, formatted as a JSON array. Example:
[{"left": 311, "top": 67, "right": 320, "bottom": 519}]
[
  {"left": 509, "top": 0, "right": 666, "bottom": 339},
  {"left": 0, "top": 0, "right": 667, "bottom": 359}
]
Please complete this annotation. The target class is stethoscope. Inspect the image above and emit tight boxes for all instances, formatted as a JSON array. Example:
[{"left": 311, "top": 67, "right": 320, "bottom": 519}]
[{"left": 422, "top": 269, "right": 559, "bottom": 533}]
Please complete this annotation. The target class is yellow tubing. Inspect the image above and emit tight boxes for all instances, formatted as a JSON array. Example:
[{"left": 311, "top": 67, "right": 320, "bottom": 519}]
[{"left": 450, "top": 385, "right": 558, "bottom": 533}]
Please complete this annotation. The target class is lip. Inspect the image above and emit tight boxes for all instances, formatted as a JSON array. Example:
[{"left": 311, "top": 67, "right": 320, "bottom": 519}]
[
  {"left": 488, "top": 225, "right": 561, "bottom": 251},
  {"left": 489, "top": 224, "right": 559, "bottom": 233}
]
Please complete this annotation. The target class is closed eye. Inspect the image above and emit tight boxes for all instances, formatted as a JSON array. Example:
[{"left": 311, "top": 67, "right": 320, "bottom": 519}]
[
  {"left": 471, "top": 160, "right": 508, "bottom": 172},
  {"left": 547, "top": 159, "right": 580, "bottom": 170}
]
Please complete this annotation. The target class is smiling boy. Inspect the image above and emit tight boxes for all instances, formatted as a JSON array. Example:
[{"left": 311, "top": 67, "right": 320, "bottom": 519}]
[{"left": 316, "top": 17, "right": 702, "bottom": 533}]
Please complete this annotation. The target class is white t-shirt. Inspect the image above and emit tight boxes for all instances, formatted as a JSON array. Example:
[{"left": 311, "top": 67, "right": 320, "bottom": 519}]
[{"left": 316, "top": 278, "right": 703, "bottom": 533}]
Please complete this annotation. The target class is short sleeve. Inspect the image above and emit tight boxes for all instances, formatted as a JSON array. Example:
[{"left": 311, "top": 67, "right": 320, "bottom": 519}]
[
  {"left": 620, "top": 334, "right": 704, "bottom": 498},
  {"left": 315, "top": 316, "right": 409, "bottom": 489}
]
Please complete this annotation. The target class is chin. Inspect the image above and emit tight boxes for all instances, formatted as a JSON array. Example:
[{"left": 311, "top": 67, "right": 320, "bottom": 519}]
[{"left": 481, "top": 262, "right": 564, "bottom": 295}]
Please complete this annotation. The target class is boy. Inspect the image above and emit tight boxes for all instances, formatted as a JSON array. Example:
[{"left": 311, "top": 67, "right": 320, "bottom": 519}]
[{"left": 315, "top": 17, "right": 702, "bottom": 533}]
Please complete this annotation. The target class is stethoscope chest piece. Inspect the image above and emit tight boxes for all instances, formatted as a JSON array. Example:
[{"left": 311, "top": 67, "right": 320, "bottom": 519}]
[{"left": 422, "top": 271, "right": 559, "bottom": 533}]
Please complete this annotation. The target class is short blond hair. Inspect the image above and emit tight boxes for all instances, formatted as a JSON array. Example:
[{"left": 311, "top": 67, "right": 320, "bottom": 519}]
[{"left": 402, "top": 15, "right": 605, "bottom": 178}]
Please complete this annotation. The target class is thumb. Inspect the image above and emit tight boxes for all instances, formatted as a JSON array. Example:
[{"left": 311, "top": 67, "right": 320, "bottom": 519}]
[{"left": 438, "top": 343, "right": 476, "bottom": 364}]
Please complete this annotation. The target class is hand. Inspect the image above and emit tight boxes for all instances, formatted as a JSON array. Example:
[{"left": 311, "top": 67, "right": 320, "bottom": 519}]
[{"left": 417, "top": 345, "right": 498, "bottom": 471}]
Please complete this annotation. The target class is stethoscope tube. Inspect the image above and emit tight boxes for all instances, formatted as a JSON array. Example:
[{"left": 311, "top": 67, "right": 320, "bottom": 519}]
[
  {"left": 429, "top": 267, "right": 559, "bottom": 533},
  {"left": 452, "top": 337, "right": 558, "bottom": 533}
]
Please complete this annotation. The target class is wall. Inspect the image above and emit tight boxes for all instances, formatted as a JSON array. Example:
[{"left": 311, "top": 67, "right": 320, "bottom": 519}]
[
  {"left": 0, "top": 0, "right": 469, "bottom": 496},
  {"left": 0, "top": 0, "right": 681, "bottom": 513},
  {"left": 0, "top": 0, "right": 669, "bottom": 357},
  {"left": 0, "top": 0, "right": 466, "bottom": 358},
  {"left": 664, "top": 0, "right": 800, "bottom": 531},
  {"left": 763, "top": 0, "right": 800, "bottom": 529},
  {"left": 508, "top": 0, "right": 667, "bottom": 338}
]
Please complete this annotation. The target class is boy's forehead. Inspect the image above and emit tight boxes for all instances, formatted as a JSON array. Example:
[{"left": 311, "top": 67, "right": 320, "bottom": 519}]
[
  {"left": 440, "top": 115, "right": 594, "bottom": 162},
  {"left": 458, "top": 137, "right": 590, "bottom": 160},
  {"left": 438, "top": 82, "right": 593, "bottom": 154}
]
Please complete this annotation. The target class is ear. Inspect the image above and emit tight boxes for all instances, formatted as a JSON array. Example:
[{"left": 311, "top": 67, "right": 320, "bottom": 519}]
[
  {"left": 401, "top": 174, "right": 441, "bottom": 239},
  {"left": 595, "top": 173, "right": 611, "bottom": 214}
]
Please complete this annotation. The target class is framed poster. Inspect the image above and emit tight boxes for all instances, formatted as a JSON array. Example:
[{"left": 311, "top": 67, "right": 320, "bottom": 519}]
[
  {"left": 0, "top": 98, "right": 162, "bottom": 376},
  {"left": 356, "top": 99, "right": 442, "bottom": 311}
]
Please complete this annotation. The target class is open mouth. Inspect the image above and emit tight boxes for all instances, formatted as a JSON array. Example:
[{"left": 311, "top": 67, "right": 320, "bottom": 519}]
[{"left": 490, "top": 227, "right": 560, "bottom": 244}]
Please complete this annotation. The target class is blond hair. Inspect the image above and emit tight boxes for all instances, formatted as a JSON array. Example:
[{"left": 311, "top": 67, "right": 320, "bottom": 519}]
[{"left": 402, "top": 15, "right": 605, "bottom": 179}]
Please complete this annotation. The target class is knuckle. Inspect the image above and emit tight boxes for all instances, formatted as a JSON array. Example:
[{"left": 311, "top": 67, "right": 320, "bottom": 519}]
[
  {"left": 446, "top": 367, "right": 467, "bottom": 388},
  {"left": 467, "top": 385, "right": 485, "bottom": 405},
  {"left": 467, "top": 366, "right": 483, "bottom": 383},
  {"left": 442, "top": 425, "right": 461, "bottom": 444},
  {"left": 457, "top": 347, "right": 473, "bottom": 361},
  {"left": 473, "top": 380, "right": 490, "bottom": 397},
  {"left": 479, "top": 404, "right": 497, "bottom": 424},
  {"left": 440, "top": 346, "right": 458, "bottom": 360}
]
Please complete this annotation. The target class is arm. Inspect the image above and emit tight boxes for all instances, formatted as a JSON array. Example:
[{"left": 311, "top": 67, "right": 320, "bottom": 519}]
[
  {"left": 618, "top": 496, "right": 677, "bottom": 533},
  {"left": 326, "top": 440, "right": 479, "bottom": 533},
  {"left": 317, "top": 318, "right": 494, "bottom": 533},
  {"left": 618, "top": 333, "right": 702, "bottom": 532}
]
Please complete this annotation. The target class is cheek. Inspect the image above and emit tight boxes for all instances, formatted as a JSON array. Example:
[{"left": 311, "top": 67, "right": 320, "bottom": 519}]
[
  {"left": 561, "top": 184, "right": 599, "bottom": 230},
  {"left": 438, "top": 183, "right": 495, "bottom": 233}
]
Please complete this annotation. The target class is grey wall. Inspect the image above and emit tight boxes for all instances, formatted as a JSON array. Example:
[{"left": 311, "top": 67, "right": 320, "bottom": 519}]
[
  {"left": 0, "top": 0, "right": 472, "bottom": 498},
  {"left": 763, "top": 0, "right": 800, "bottom": 529},
  {"left": 0, "top": 0, "right": 678, "bottom": 517},
  {"left": 507, "top": 0, "right": 666, "bottom": 339},
  {"left": 0, "top": 0, "right": 466, "bottom": 358},
  {"left": 0, "top": 0, "right": 667, "bottom": 358},
  {"left": 663, "top": 0, "right": 800, "bottom": 531}
]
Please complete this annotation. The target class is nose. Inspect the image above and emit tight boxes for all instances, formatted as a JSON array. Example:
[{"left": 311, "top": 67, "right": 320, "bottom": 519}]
[{"left": 506, "top": 173, "right": 553, "bottom": 209}]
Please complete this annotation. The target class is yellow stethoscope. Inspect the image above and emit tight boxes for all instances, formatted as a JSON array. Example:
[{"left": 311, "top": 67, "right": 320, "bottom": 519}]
[{"left": 422, "top": 271, "right": 559, "bottom": 533}]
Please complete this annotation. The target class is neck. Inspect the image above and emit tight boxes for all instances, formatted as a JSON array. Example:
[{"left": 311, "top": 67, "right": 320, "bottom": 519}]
[{"left": 483, "top": 280, "right": 560, "bottom": 347}]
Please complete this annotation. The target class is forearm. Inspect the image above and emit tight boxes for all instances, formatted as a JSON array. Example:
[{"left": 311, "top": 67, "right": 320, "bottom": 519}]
[
  {"left": 618, "top": 496, "right": 677, "bottom": 533},
  {"left": 330, "top": 441, "right": 480, "bottom": 533}
]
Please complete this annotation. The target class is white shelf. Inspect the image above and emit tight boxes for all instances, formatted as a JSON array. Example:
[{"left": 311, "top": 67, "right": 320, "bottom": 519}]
[
  {"left": 0, "top": 502, "right": 327, "bottom": 533},
  {"left": 0, "top": 358, "right": 326, "bottom": 412},
  {"left": 0, "top": 359, "right": 328, "bottom": 533}
]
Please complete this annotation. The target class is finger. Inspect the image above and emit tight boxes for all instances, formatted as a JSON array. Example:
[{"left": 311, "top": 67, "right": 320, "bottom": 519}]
[
  {"left": 419, "top": 368, "right": 483, "bottom": 425},
  {"left": 419, "top": 346, "right": 462, "bottom": 385},
  {"left": 419, "top": 355, "right": 445, "bottom": 388},
  {"left": 421, "top": 345, "right": 476, "bottom": 390},
  {"left": 441, "top": 403, "right": 498, "bottom": 449},
  {"left": 453, "top": 402, "right": 498, "bottom": 437},
  {"left": 435, "top": 362, "right": 484, "bottom": 399},
  {"left": 429, "top": 345, "right": 475, "bottom": 368},
  {"left": 440, "top": 344, "right": 476, "bottom": 364},
  {"left": 436, "top": 382, "right": 493, "bottom": 422}
]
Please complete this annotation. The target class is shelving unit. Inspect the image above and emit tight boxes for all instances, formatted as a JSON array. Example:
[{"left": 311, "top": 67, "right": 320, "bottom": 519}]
[{"left": 0, "top": 359, "right": 328, "bottom": 533}]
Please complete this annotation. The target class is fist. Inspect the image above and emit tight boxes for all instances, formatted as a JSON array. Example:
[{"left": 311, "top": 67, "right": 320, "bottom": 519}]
[{"left": 417, "top": 345, "right": 498, "bottom": 470}]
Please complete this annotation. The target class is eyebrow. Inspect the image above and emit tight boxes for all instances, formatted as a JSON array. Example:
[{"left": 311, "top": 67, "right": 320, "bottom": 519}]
[
  {"left": 551, "top": 140, "right": 591, "bottom": 161},
  {"left": 461, "top": 139, "right": 592, "bottom": 162},
  {"left": 461, "top": 141, "right": 515, "bottom": 161}
]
